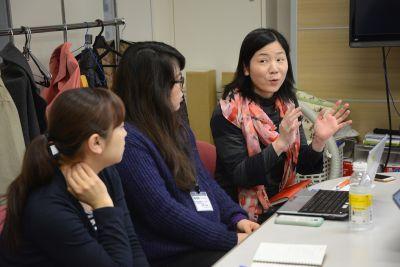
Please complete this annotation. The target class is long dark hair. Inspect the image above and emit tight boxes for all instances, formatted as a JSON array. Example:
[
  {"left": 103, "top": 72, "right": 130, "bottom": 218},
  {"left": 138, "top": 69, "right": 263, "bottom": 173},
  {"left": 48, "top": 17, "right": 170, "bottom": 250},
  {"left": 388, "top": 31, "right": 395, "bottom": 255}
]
[
  {"left": 223, "top": 28, "right": 296, "bottom": 103},
  {"left": 2, "top": 88, "right": 125, "bottom": 251},
  {"left": 113, "top": 46, "right": 196, "bottom": 191}
]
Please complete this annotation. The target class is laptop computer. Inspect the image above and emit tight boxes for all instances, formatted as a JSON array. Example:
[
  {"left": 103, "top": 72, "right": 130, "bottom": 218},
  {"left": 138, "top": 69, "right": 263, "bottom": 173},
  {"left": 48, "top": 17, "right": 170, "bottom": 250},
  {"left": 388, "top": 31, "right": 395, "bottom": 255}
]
[
  {"left": 276, "top": 188, "right": 349, "bottom": 220},
  {"left": 276, "top": 136, "right": 390, "bottom": 221}
]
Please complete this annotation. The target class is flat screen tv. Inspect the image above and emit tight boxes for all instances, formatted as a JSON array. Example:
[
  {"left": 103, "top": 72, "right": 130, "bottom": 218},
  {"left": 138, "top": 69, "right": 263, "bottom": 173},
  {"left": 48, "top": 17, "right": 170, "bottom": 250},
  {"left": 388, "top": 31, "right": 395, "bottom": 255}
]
[{"left": 350, "top": 0, "right": 400, "bottom": 47}]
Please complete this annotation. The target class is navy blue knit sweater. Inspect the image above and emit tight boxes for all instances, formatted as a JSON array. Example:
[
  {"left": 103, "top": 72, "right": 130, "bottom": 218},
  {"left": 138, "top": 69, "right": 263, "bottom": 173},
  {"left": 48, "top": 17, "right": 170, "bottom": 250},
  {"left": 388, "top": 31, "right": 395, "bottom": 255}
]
[
  {"left": 117, "top": 122, "right": 248, "bottom": 263},
  {"left": 0, "top": 167, "right": 149, "bottom": 267}
]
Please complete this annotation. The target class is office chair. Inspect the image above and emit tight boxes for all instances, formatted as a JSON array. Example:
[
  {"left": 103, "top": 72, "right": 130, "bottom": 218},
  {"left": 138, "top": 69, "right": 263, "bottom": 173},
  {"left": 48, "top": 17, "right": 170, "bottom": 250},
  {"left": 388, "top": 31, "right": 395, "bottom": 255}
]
[{"left": 196, "top": 140, "right": 217, "bottom": 178}]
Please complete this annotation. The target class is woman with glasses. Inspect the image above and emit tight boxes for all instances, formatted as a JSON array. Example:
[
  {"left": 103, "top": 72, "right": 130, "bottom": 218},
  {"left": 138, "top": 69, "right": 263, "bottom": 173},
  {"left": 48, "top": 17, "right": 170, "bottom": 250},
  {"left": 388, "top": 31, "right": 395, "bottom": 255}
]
[{"left": 113, "top": 42, "right": 259, "bottom": 267}]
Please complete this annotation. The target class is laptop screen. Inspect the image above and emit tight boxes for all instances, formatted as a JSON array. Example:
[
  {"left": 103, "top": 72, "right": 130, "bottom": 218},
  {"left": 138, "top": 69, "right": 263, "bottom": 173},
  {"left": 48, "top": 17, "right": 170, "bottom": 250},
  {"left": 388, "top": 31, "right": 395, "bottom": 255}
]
[{"left": 366, "top": 135, "right": 387, "bottom": 180}]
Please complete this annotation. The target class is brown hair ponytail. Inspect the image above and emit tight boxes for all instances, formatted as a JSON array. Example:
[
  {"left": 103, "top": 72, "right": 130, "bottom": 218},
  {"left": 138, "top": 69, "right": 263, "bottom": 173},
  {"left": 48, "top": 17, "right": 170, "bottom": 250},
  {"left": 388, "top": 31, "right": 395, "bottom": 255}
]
[{"left": 3, "top": 134, "right": 56, "bottom": 250}]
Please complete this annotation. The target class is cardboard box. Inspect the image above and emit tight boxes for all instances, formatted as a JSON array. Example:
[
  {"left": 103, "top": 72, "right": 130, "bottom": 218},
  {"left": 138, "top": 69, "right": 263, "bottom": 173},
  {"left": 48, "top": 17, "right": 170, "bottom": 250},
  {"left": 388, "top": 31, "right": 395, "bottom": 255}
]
[{"left": 186, "top": 70, "right": 216, "bottom": 143}]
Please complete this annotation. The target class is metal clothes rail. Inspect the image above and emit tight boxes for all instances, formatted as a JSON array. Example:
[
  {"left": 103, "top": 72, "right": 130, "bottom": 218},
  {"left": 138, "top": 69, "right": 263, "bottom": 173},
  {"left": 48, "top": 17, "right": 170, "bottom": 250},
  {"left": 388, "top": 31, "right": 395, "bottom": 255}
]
[{"left": 0, "top": 18, "right": 125, "bottom": 37}]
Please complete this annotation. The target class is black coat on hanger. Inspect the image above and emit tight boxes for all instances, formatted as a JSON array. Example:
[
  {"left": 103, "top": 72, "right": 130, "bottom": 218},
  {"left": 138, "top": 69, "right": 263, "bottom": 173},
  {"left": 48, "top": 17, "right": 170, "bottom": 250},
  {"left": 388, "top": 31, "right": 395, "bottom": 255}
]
[
  {"left": 76, "top": 48, "right": 107, "bottom": 88},
  {"left": 0, "top": 42, "right": 47, "bottom": 145},
  {"left": 92, "top": 19, "right": 122, "bottom": 62}
]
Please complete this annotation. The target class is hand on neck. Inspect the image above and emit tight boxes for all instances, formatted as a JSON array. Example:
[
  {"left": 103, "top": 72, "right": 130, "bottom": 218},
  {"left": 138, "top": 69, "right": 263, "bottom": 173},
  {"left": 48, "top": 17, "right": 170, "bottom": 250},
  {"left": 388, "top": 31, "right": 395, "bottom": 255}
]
[{"left": 60, "top": 157, "right": 104, "bottom": 176}]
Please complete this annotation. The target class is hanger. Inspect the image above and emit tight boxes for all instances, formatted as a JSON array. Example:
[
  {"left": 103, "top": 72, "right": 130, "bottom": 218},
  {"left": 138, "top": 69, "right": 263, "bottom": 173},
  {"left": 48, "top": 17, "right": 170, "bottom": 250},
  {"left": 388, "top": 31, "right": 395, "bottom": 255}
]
[
  {"left": 72, "top": 22, "right": 92, "bottom": 54},
  {"left": 74, "top": 22, "right": 107, "bottom": 86},
  {"left": 93, "top": 19, "right": 122, "bottom": 60},
  {"left": 63, "top": 24, "right": 68, "bottom": 43},
  {"left": 22, "top": 26, "right": 52, "bottom": 87},
  {"left": 8, "top": 28, "right": 14, "bottom": 44}
]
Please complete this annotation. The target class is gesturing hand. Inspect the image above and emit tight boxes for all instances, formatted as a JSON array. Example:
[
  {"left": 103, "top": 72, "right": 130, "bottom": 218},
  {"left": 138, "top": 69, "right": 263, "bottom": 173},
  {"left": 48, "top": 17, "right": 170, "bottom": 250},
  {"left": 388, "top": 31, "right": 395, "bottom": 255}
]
[
  {"left": 64, "top": 163, "right": 114, "bottom": 209},
  {"left": 313, "top": 100, "right": 352, "bottom": 151},
  {"left": 273, "top": 104, "right": 302, "bottom": 155}
]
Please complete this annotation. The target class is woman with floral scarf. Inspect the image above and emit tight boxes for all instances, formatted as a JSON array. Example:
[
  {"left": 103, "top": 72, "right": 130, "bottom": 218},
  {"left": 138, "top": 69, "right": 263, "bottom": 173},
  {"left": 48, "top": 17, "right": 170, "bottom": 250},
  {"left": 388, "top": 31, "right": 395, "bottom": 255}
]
[{"left": 211, "top": 28, "right": 352, "bottom": 223}]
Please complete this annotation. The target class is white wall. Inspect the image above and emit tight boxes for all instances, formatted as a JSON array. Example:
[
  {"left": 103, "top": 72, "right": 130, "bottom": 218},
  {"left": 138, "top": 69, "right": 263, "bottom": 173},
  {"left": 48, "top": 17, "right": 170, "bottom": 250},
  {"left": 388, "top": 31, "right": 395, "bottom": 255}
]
[
  {"left": 150, "top": 0, "right": 174, "bottom": 45},
  {"left": 173, "top": 0, "right": 263, "bottom": 72},
  {"left": 117, "top": 0, "right": 153, "bottom": 41},
  {"left": 6, "top": 0, "right": 293, "bottom": 91},
  {"left": 150, "top": 0, "right": 268, "bottom": 92},
  {"left": 64, "top": 0, "right": 104, "bottom": 49},
  {"left": 149, "top": 0, "right": 294, "bottom": 91}
]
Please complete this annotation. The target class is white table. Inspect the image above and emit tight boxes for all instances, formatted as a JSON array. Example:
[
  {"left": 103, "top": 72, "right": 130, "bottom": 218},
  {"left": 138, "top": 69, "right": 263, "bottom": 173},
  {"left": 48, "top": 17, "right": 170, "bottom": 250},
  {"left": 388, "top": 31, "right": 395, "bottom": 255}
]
[{"left": 214, "top": 173, "right": 400, "bottom": 267}]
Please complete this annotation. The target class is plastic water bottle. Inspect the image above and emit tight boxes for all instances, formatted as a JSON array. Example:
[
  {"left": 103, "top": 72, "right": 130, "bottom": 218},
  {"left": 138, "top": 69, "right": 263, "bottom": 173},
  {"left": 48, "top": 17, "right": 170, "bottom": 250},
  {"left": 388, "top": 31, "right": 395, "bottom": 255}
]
[{"left": 349, "top": 161, "right": 373, "bottom": 230}]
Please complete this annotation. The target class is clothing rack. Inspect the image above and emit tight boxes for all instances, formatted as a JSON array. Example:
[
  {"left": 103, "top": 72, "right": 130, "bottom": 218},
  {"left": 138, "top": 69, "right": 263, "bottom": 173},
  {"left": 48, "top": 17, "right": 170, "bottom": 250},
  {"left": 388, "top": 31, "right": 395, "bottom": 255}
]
[
  {"left": 0, "top": 18, "right": 125, "bottom": 36},
  {"left": 0, "top": 18, "right": 125, "bottom": 53}
]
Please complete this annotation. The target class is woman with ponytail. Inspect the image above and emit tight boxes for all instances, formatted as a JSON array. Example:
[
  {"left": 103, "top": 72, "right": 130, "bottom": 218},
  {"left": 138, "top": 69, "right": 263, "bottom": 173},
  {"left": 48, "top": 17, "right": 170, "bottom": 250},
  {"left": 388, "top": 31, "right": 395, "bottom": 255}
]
[{"left": 0, "top": 88, "right": 149, "bottom": 266}]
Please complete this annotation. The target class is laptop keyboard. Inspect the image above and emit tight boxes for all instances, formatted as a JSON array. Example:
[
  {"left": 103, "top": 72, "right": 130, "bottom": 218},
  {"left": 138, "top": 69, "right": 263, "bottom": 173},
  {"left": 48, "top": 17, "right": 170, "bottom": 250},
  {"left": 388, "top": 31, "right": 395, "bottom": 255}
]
[{"left": 299, "top": 190, "right": 349, "bottom": 214}]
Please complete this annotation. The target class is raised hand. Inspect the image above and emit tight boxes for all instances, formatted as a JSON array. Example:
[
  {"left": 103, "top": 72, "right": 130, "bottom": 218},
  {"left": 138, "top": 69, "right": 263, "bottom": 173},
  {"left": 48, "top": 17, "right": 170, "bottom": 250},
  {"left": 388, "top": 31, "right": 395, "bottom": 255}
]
[
  {"left": 312, "top": 100, "right": 352, "bottom": 151},
  {"left": 64, "top": 163, "right": 114, "bottom": 209},
  {"left": 273, "top": 103, "right": 302, "bottom": 155}
]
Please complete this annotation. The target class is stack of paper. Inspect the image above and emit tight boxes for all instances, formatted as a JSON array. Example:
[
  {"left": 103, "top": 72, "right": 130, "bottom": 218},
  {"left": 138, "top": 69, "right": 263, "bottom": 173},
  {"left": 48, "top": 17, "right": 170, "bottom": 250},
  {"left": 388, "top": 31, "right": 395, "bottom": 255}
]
[{"left": 363, "top": 132, "right": 400, "bottom": 147}]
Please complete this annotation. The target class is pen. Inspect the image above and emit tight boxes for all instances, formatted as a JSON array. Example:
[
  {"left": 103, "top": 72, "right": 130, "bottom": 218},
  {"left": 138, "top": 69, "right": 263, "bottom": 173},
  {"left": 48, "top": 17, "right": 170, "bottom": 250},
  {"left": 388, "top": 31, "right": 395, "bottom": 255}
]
[{"left": 335, "top": 179, "right": 349, "bottom": 190}]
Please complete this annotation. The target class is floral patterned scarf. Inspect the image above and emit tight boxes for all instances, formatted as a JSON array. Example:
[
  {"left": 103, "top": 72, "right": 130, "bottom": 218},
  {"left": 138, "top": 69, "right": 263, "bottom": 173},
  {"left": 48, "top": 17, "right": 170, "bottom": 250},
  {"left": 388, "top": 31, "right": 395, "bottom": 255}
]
[{"left": 220, "top": 91, "right": 300, "bottom": 221}]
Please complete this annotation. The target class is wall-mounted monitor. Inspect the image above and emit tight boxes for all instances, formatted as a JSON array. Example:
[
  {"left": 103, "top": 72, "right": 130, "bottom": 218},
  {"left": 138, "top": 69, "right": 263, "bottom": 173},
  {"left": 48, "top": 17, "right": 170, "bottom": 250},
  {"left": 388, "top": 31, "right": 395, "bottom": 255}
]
[{"left": 350, "top": 0, "right": 400, "bottom": 47}]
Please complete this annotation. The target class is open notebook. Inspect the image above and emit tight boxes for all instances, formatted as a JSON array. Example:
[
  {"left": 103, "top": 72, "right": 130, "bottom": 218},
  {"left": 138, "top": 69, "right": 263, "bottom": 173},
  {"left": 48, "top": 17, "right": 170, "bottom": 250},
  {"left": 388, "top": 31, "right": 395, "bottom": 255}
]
[{"left": 251, "top": 242, "right": 327, "bottom": 267}]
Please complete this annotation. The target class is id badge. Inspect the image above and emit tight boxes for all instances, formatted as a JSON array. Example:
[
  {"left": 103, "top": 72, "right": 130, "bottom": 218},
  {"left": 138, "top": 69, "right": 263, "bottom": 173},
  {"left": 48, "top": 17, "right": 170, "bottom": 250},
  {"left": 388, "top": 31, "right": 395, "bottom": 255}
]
[{"left": 190, "top": 191, "right": 213, "bottom": 212}]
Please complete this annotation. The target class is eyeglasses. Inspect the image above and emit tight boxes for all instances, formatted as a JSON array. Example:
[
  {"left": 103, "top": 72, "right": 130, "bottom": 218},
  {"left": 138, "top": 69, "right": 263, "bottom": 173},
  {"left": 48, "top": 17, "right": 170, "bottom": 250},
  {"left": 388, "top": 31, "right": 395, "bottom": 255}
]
[{"left": 174, "top": 76, "right": 185, "bottom": 88}]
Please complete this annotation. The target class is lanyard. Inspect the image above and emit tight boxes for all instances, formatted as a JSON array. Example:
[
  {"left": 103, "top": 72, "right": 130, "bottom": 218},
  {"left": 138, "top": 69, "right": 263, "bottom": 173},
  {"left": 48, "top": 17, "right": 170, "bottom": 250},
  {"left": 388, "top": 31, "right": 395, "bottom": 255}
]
[{"left": 194, "top": 181, "right": 200, "bottom": 194}]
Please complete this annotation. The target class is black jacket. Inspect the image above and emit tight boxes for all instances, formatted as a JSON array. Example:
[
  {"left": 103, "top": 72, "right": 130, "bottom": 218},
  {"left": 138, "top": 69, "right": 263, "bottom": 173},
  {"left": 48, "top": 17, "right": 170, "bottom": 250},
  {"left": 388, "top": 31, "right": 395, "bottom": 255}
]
[
  {"left": 211, "top": 96, "right": 323, "bottom": 202},
  {"left": 77, "top": 48, "right": 107, "bottom": 88},
  {"left": 0, "top": 42, "right": 47, "bottom": 145},
  {"left": 0, "top": 166, "right": 149, "bottom": 267}
]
